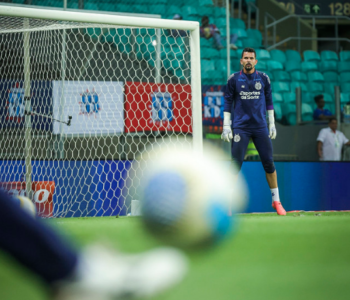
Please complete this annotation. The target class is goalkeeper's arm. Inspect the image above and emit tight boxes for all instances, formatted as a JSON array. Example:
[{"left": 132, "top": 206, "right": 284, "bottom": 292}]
[
  {"left": 221, "top": 112, "right": 233, "bottom": 142},
  {"left": 268, "top": 110, "right": 277, "bottom": 139}
]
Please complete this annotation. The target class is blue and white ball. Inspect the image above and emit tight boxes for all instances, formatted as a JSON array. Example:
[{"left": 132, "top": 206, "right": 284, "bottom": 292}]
[
  {"left": 137, "top": 142, "right": 247, "bottom": 248},
  {"left": 13, "top": 195, "right": 37, "bottom": 217}
]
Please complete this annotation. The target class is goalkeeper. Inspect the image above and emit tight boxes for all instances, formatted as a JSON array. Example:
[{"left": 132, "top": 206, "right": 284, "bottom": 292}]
[{"left": 221, "top": 47, "right": 286, "bottom": 216}]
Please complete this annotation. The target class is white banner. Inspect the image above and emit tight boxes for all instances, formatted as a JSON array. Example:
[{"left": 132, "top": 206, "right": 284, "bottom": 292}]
[{"left": 53, "top": 81, "right": 124, "bottom": 135}]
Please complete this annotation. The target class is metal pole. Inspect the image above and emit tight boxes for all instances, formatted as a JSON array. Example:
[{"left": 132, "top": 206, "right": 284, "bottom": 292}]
[
  {"left": 335, "top": 85, "right": 341, "bottom": 123},
  {"left": 156, "top": 28, "right": 161, "bottom": 83},
  {"left": 312, "top": 17, "right": 315, "bottom": 30},
  {"left": 273, "top": 21, "right": 276, "bottom": 46},
  {"left": 264, "top": 15, "right": 268, "bottom": 48},
  {"left": 297, "top": 17, "right": 301, "bottom": 52},
  {"left": 248, "top": 4, "right": 251, "bottom": 29},
  {"left": 296, "top": 87, "right": 302, "bottom": 124},
  {"left": 256, "top": 7, "right": 259, "bottom": 30},
  {"left": 226, "top": 0, "right": 230, "bottom": 79},
  {"left": 190, "top": 25, "right": 203, "bottom": 155},
  {"left": 238, "top": 0, "right": 242, "bottom": 20},
  {"left": 63, "top": 0, "right": 67, "bottom": 9},
  {"left": 23, "top": 18, "right": 32, "bottom": 200}
]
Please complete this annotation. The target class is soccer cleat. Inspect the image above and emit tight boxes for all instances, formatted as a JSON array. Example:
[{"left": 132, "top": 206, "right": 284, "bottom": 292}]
[
  {"left": 54, "top": 245, "right": 188, "bottom": 300},
  {"left": 272, "top": 201, "right": 287, "bottom": 216}
]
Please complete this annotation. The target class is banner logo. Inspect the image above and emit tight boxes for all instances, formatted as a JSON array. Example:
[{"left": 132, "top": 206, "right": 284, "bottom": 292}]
[
  {"left": 79, "top": 88, "right": 101, "bottom": 116},
  {"left": 150, "top": 88, "right": 174, "bottom": 125},
  {"left": 7, "top": 82, "right": 24, "bottom": 123}
]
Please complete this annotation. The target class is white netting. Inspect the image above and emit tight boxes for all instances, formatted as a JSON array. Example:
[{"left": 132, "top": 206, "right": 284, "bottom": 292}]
[{"left": 0, "top": 12, "right": 197, "bottom": 217}]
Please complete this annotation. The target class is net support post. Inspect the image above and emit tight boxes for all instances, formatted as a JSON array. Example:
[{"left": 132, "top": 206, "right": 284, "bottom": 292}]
[
  {"left": 23, "top": 18, "right": 32, "bottom": 200},
  {"left": 296, "top": 87, "right": 302, "bottom": 125},
  {"left": 335, "top": 85, "right": 341, "bottom": 123},
  {"left": 190, "top": 25, "right": 203, "bottom": 155}
]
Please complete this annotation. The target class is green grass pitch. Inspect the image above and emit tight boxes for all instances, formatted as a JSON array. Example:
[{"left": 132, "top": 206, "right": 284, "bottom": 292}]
[{"left": 1, "top": 212, "right": 350, "bottom": 300}]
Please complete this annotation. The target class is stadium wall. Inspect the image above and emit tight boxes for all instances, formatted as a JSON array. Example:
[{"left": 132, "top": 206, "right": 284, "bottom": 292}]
[{"left": 1, "top": 160, "right": 350, "bottom": 216}]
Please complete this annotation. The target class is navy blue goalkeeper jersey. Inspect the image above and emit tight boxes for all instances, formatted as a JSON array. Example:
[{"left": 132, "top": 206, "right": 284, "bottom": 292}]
[{"left": 224, "top": 70, "right": 273, "bottom": 129}]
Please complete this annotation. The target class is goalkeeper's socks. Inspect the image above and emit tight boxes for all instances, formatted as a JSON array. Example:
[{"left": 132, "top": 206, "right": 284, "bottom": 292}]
[{"left": 270, "top": 188, "right": 280, "bottom": 203}]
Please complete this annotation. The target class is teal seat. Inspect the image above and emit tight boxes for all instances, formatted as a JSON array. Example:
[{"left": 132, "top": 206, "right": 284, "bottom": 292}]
[
  {"left": 231, "top": 28, "right": 248, "bottom": 39},
  {"left": 148, "top": 4, "right": 166, "bottom": 15},
  {"left": 308, "top": 72, "right": 324, "bottom": 83},
  {"left": 324, "top": 104, "right": 335, "bottom": 113},
  {"left": 214, "top": 7, "right": 226, "bottom": 18},
  {"left": 242, "top": 38, "right": 261, "bottom": 48},
  {"left": 274, "top": 103, "right": 283, "bottom": 121},
  {"left": 182, "top": 5, "right": 199, "bottom": 17},
  {"left": 272, "top": 92, "right": 283, "bottom": 103},
  {"left": 341, "top": 93, "right": 350, "bottom": 103},
  {"left": 323, "top": 71, "right": 339, "bottom": 83},
  {"left": 85, "top": 3, "right": 99, "bottom": 10},
  {"left": 257, "top": 60, "right": 267, "bottom": 71},
  {"left": 338, "top": 62, "right": 350, "bottom": 74},
  {"left": 341, "top": 83, "right": 350, "bottom": 93},
  {"left": 246, "top": 29, "right": 262, "bottom": 46},
  {"left": 273, "top": 70, "right": 291, "bottom": 82},
  {"left": 216, "top": 59, "right": 227, "bottom": 74},
  {"left": 256, "top": 49, "right": 271, "bottom": 60},
  {"left": 297, "top": 71, "right": 314, "bottom": 84},
  {"left": 285, "top": 61, "right": 301, "bottom": 72},
  {"left": 340, "top": 51, "right": 350, "bottom": 61},
  {"left": 285, "top": 49, "right": 302, "bottom": 62},
  {"left": 200, "top": 37, "right": 213, "bottom": 48},
  {"left": 218, "top": 48, "right": 237, "bottom": 59},
  {"left": 323, "top": 93, "right": 333, "bottom": 103},
  {"left": 319, "top": 61, "right": 338, "bottom": 72},
  {"left": 301, "top": 62, "right": 318, "bottom": 72},
  {"left": 99, "top": 3, "right": 116, "bottom": 11},
  {"left": 273, "top": 82, "right": 290, "bottom": 93},
  {"left": 133, "top": 4, "right": 149, "bottom": 13},
  {"left": 307, "top": 82, "right": 323, "bottom": 93},
  {"left": 270, "top": 49, "right": 287, "bottom": 65},
  {"left": 291, "top": 81, "right": 308, "bottom": 92},
  {"left": 201, "top": 48, "right": 219, "bottom": 60},
  {"left": 231, "top": 59, "right": 241, "bottom": 72},
  {"left": 303, "top": 92, "right": 317, "bottom": 103},
  {"left": 201, "top": 0, "right": 214, "bottom": 6},
  {"left": 215, "top": 18, "right": 227, "bottom": 29},
  {"left": 201, "top": 59, "right": 215, "bottom": 72},
  {"left": 303, "top": 50, "right": 321, "bottom": 62},
  {"left": 230, "top": 18, "right": 246, "bottom": 30},
  {"left": 263, "top": 71, "right": 274, "bottom": 81},
  {"left": 68, "top": 1, "right": 79, "bottom": 8},
  {"left": 321, "top": 50, "right": 338, "bottom": 61},
  {"left": 283, "top": 92, "right": 296, "bottom": 103},
  {"left": 267, "top": 60, "right": 283, "bottom": 71},
  {"left": 339, "top": 72, "right": 350, "bottom": 83},
  {"left": 116, "top": 4, "right": 131, "bottom": 12},
  {"left": 302, "top": 103, "right": 313, "bottom": 121},
  {"left": 324, "top": 82, "right": 339, "bottom": 95},
  {"left": 281, "top": 103, "right": 296, "bottom": 125}
]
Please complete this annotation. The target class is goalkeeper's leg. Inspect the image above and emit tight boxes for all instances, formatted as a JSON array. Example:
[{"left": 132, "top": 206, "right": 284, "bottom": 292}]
[{"left": 230, "top": 128, "right": 251, "bottom": 172}]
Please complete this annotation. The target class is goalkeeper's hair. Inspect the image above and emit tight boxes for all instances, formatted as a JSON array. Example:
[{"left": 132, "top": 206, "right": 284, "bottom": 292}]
[{"left": 241, "top": 47, "right": 256, "bottom": 58}]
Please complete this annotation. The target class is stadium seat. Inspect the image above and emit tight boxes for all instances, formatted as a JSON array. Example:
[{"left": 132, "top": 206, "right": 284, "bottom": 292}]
[
  {"left": 230, "top": 18, "right": 246, "bottom": 30},
  {"left": 148, "top": 4, "right": 166, "bottom": 15},
  {"left": 263, "top": 71, "right": 274, "bottom": 81},
  {"left": 323, "top": 71, "right": 339, "bottom": 83},
  {"left": 201, "top": 59, "right": 215, "bottom": 72},
  {"left": 167, "top": 5, "right": 181, "bottom": 17},
  {"left": 301, "top": 62, "right": 318, "bottom": 72},
  {"left": 324, "top": 82, "right": 339, "bottom": 96},
  {"left": 274, "top": 103, "right": 283, "bottom": 121},
  {"left": 303, "top": 50, "right": 321, "bottom": 62},
  {"left": 303, "top": 92, "right": 317, "bottom": 104},
  {"left": 273, "top": 70, "right": 291, "bottom": 82},
  {"left": 341, "top": 93, "right": 350, "bottom": 103},
  {"left": 283, "top": 92, "right": 296, "bottom": 103},
  {"left": 256, "top": 49, "right": 271, "bottom": 60},
  {"left": 270, "top": 49, "right": 287, "bottom": 65},
  {"left": 338, "top": 62, "right": 350, "bottom": 74},
  {"left": 214, "top": 7, "right": 226, "bottom": 18},
  {"left": 133, "top": 4, "right": 149, "bottom": 13},
  {"left": 216, "top": 59, "right": 227, "bottom": 74},
  {"left": 323, "top": 93, "right": 333, "bottom": 103},
  {"left": 273, "top": 82, "right": 290, "bottom": 94},
  {"left": 201, "top": 48, "right": 219, "bottom": 60},
  {"left": 200, "top": 0, "right": 214, "bottom": 6},
  {"left": 285, "top": 61, "right": 301, "bottom": 73},
  {"left": 291, "top": 81, "right": 308, "bottom": 93},
  {"left": 242, "top": 38, "right": 261, "bottom": 49},
  {"left": 307, "top": 82, "right": 323, "bottom": 93},
  {"left": 321, "top": 50, "right": 339, "bottom": 61},
  {"left": 319, "top": 61, "right": 338, "bottom": 73},
  {"left": 291, "top": 71, "right": 307, "bottom": 82},
  {"left": 231, "top": 59, "right": 241, "bottom": 72},
  {"left": 267, "top": 60, "right": 283, "bottom": 71},
  {"left": 231, "top": 28, "right": 248, "bottom": 40},
  {"left": 281, "top": 103, "right": 296, "bottom": 125},
  {"left": 339, "top": 72, "right": 350, "bottom": 83},
  {"left": 302, "top": 103, "right": 314, "bottom": 121},
  {"left": 285, "top": 49, "right": 302, "bottom": 62},
  {"left": 324, "top": 103, "right": 335, "bottom": 113},
  {"left": 99, "top": 2, "right": 116, "bottom": 11},
  {"left": 215, "top": 17, "right": 226, "bottom": 28},
  {"left": 272, "top": 92, "right": 283, "bottom": 103},
  {"left": 341, "top": 83, "right": 350, "bottom": 93},
  {"left": 246, "top": 29, "right": 262, "bottom": 46},
  {"left": 200, "top": 38, "right": 213, "bottom": 48},
  {"left": 340, "top": 51, "right": 350, "bottom": 61},
  {"left": 85, "top": 3, "right": 99, "bottom": 10},
  {"left": 307, "top": 72, "right": 325, "bottom": 83},
  {"left": 257, "top": 60, "right": 267, "bottom": 71},
  {"left": 182, "top": 6, "right": 199, "bottom": 18}
]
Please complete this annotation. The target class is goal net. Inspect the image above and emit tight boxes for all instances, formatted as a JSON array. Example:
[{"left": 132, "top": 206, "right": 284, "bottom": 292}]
[{"left": 0, "top": 5, "right": 202, "bottom": 218}]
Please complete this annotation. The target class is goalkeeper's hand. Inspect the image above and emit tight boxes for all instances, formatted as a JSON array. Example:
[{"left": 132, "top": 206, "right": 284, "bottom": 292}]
[
  {"left": 268, "top": 110, "right": 277, "bottom": 139},
  {"left": 221, "top": 112, "right": 233, "bottom": 142}
]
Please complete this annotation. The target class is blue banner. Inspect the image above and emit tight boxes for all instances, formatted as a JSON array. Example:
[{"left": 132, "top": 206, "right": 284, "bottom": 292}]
[
  {"left": 0, "top": 80, "right": 52, "bottom": 131},
  {"left": 202, "top": 85, "right": 226, "bottom": 128}
]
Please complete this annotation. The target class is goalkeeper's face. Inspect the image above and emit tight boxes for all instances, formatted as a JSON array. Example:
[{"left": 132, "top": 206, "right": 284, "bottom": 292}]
[{"left": 241, "top": 52, "right": 257, "bottom": 74}]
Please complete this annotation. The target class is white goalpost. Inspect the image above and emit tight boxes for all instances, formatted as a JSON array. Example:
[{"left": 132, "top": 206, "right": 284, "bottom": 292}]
[{"left": 0, "top": 4, "right": 202, "bottom": 218}]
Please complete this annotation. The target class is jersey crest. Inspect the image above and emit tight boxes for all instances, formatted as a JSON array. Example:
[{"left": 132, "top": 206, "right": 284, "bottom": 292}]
[
  {"left": 234, "top": 134, "right": 241, "bottom": 142},
  {"left": 255, "top": 82, "right": 262, "bottom": 90}
]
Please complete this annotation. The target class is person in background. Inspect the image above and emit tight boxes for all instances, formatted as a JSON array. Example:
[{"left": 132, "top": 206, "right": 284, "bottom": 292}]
[
  {"left": 0, "top": 189, "right": 187, "bottom": 300},
  {"left": 313, "top": 94, "right": 334, "bottom": 121},
  {"left": 200, "top": 16, "right": 238, "bottom": 50},
  {"left": 317, "top": 117, "right": 350, "bottom": 161},
  {"left": 170, "top": 14, "right": 188, "bottom": 37}
]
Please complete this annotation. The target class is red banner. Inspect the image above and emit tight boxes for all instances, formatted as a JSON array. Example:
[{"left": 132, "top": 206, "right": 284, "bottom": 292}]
[
  {"left": 1, "top": 181, "right": 55, "bottom": 218},
  {"left": 124, "top": 82, "right": 192, "bottom": 133}
]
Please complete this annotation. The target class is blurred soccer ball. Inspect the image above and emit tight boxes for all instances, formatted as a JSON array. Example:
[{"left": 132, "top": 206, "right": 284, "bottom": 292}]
[
  {"left": 14, "top": 196, "right": 36, "bottom": 217},
  {"left": 136, "top": 141, "right": 247, "bottom": 249}
]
